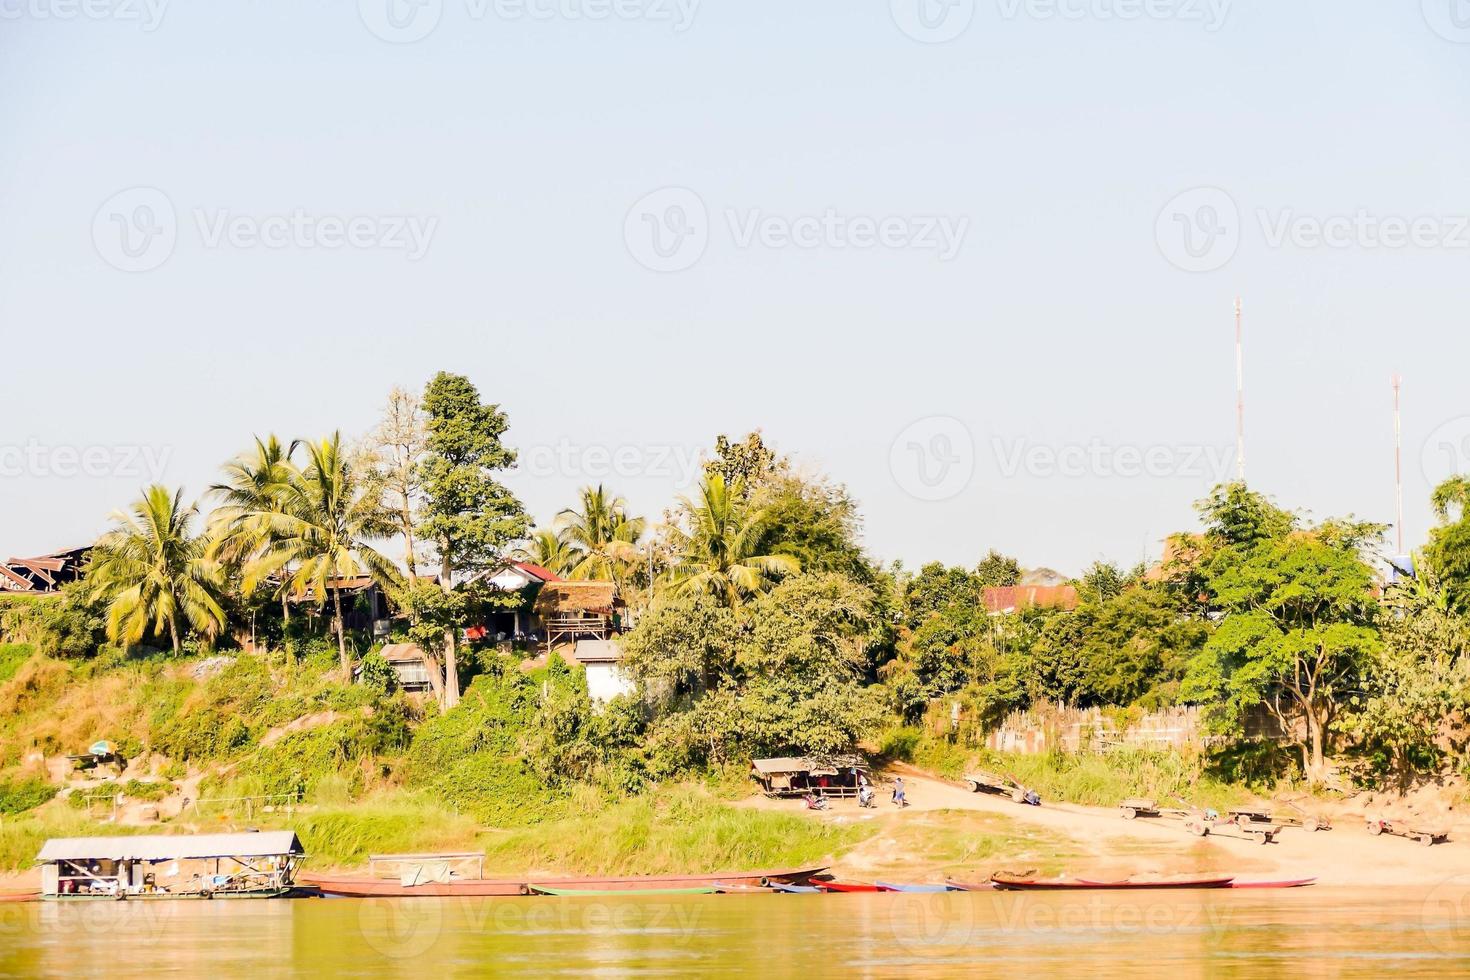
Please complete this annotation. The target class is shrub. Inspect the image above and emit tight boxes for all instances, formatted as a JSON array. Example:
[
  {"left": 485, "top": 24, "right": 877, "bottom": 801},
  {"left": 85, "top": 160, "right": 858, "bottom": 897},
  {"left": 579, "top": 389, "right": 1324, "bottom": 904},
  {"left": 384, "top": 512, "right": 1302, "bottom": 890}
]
[{"left": 0, "top": 777, "right": 56, "bottom": 815}]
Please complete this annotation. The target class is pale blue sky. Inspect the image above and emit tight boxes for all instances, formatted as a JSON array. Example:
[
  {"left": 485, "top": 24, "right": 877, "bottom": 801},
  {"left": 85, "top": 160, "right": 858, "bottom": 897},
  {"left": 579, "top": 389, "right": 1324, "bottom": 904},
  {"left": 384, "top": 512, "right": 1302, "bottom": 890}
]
[{"left": 2, "top": 1, "right": 1468, "bottom": 572}]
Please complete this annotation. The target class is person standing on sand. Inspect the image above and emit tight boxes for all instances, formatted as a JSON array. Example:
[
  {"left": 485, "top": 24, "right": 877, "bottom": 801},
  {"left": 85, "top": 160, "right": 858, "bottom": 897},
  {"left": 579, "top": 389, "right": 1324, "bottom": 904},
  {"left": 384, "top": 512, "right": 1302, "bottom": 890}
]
[{"left": 892, "top": 777, "right": 906, "bottom": 807}]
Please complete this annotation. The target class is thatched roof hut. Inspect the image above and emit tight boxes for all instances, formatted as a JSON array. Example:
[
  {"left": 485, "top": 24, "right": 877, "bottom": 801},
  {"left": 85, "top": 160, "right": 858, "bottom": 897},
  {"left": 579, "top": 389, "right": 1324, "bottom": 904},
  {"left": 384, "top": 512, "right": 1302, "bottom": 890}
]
[{"left": 532, "top": 581, "right": 618, "bottom": 616}]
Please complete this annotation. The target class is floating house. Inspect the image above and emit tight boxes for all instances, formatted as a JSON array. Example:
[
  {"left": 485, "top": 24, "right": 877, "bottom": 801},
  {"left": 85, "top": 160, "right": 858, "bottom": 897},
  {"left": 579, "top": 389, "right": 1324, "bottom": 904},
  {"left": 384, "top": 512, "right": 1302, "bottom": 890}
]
[
  {"left": 750, "top": 756, "right": 869, "bottom": 799},
  {"left": 37, "top": 832, "right": 304, "bottom": 900}
]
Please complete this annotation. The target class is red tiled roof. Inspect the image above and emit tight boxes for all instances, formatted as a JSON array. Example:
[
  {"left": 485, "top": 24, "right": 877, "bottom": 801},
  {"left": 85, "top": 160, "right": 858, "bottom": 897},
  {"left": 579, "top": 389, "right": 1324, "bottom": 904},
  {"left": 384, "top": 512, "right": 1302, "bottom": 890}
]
[
  {"left": 512, "top": 561, "right": 562, "bottom": 583},
  {"left": 983, "top": 585, "right": 1079, "bottom": 615}
]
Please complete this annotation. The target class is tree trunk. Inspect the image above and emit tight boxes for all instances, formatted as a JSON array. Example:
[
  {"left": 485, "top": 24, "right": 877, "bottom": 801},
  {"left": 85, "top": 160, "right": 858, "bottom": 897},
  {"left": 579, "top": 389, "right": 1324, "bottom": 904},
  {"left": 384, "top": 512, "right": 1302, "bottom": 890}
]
[
  {"left": 281, "top": 595, "right": 293, "bottom": 665},
  {"left": 1306, "top": 710, "right": 1327, "bottom": 781},
  {"left": 169, "top": 619, "right": 181, "bottom": 656},
  {"left": 440, "top": 551, "right": 460, "bottom": 710},
  {"left": 332, "top": 588, "right": 350, "bottom": 680},
  {"left": 401, "top": 497, "right": 418, "bottom": 579}
]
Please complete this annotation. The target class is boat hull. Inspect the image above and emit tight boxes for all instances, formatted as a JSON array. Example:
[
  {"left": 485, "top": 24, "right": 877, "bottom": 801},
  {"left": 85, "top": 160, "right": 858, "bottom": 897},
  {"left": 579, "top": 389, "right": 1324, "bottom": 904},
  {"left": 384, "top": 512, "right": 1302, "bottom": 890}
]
[
  {"left": 875, "top": 882, "right": 955, "bottom": 893},
  {"left": 530, "top": 885, "right": 716, "bottom": 897},
  {"left": 1013, "top": 876, "right": 1235, "bottom": 891},
  {"left": 1229, "top": 878, "right": 1316, "bottom": 889},
  {"left": 300, "top": 867, "right": 825, "bottom": 898}
]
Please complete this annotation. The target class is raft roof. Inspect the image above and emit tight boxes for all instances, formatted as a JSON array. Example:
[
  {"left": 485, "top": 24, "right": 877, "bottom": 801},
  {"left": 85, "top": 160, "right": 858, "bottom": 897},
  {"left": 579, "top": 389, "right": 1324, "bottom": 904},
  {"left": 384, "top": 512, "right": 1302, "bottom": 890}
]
[{"left": 37, "top": 832, "right": 304, "bottom": 863}]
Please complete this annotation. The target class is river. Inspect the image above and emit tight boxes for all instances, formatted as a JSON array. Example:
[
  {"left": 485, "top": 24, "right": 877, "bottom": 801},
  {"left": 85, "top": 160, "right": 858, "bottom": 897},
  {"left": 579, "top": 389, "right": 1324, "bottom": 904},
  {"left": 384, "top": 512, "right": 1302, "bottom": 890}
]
[{"left": 3, "top": 887, "right": 1468, "bottom": 976}]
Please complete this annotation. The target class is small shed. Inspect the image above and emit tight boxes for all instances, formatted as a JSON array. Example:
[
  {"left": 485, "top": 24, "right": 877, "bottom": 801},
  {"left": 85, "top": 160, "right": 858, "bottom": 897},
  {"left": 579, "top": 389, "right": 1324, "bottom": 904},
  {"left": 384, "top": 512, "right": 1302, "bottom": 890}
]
[
  {"left": 750, "top": 756, "right": 869, "bottom": 799},
  {"left": 37, "top": 831, "right": 305, "bottom": 899},
  {"left": 534, "top": 581, "right": 622, "bottom": 650},
  {"left": 571, "top": 639, "right": 634, "bottom": 703},
  {"left": 357, "top": 643, "right": 435, "bottom": 693}
]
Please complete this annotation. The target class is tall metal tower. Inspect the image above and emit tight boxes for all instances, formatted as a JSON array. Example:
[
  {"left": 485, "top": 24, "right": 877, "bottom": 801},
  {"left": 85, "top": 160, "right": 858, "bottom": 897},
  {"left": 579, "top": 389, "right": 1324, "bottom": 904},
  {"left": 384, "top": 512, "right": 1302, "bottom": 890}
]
[
  {"left": 1393, "top": 373, "right": 1405, "bottom": 555},
  {"left": 1235, "top": 297, "right": 1246, "bottom": 483}
]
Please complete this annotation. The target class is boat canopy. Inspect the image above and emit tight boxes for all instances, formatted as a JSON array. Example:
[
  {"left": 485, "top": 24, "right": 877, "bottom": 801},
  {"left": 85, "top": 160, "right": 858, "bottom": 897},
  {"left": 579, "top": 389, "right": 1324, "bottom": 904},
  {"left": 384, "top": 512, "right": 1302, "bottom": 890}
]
[{"left": 37, "top": 832, "right": 304, "bottom": 863}]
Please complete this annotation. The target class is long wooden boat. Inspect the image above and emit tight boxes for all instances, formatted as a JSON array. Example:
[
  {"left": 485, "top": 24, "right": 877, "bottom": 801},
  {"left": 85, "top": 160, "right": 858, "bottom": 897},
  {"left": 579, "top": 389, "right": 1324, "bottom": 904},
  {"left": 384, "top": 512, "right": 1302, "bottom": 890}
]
[
  {"left": 876, "top": 882, "right": 955, "bottom": 893},
  {"left": 943, "top": 880, "right": 995, "bottom": 892},
  {"left": 0, "top": 891, "right": 39, "bottom": 903},
  {"left": 1228, "top": 878, "right": 1316, "bottom": 889},
  {"left": 301, "top": 866, "right": 826, "bottom": 898},
  {"left": 997, "top": 873, "right": 1234, "bottom": 891},
  {"left": 530, "top": 885, "right": 716, "bottom": 897},
  {"left": 815, "top": 881, "right": 881, "bottom": 893},
  {"left": 710, "top": 882, "right": 770, "bottom": 894},
  {"left": 768, "top": 882, "right": 822, "bottom": 893}
]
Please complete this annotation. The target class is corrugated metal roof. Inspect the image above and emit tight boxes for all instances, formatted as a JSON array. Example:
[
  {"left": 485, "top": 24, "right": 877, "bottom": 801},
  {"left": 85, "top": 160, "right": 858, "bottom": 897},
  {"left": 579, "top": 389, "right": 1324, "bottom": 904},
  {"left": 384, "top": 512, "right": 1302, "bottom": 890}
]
[
  {"left": 572, "top": 639, "right": 623, "bottom": 663},
  {"left": 37, "top": 832, "right": 303, "bottom": 863}
]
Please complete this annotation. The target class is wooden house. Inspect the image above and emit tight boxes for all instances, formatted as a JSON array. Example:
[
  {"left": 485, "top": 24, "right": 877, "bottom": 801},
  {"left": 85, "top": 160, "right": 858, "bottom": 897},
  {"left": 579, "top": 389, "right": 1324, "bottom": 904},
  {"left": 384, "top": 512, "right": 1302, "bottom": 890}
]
[{"left": 532, "top": 581, "right": 622, "bottom": 650}]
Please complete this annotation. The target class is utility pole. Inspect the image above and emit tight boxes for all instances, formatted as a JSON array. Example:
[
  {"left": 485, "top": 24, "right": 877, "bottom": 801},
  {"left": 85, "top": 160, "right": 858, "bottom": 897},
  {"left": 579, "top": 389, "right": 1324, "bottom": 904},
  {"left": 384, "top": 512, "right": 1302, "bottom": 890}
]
[
  {"left": 1393, "top": 373, "right": 1405, "bottom": 555},
  {"left": 1234, "top": 296, "right": 1246, "bottom": 484}
]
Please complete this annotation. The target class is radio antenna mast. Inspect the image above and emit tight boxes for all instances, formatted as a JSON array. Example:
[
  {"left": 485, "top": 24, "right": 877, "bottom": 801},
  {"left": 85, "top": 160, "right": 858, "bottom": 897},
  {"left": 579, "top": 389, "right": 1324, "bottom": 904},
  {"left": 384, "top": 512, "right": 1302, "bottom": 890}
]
[
  {"left": 1235, "top": 297, "right": 1246, "bottom": 483},
  {"left": 1393, "top": 373, "right": 1405, "bottom": 555}
]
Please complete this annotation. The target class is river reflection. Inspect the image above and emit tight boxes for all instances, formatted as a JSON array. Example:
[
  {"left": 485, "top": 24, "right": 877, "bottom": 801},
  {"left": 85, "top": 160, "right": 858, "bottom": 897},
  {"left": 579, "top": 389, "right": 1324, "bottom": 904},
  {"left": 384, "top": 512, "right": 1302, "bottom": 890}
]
[{"left": 3, "top": 887, "right": 1468, "bottom": 977}]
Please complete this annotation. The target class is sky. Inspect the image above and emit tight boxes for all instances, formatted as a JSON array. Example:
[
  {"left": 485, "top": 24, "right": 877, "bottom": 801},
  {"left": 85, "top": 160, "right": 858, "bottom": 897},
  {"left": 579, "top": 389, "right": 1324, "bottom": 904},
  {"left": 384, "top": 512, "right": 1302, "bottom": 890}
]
[{"left": 2, "top": 0, "right": 1468, "bottom": 575}]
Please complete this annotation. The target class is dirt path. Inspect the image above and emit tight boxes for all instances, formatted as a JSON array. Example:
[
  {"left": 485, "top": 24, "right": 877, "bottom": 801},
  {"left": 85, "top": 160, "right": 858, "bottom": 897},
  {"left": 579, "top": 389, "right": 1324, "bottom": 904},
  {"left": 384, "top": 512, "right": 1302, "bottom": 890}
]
[{"left": 743, "top": 765, "right": 1470, "bottom": 888}]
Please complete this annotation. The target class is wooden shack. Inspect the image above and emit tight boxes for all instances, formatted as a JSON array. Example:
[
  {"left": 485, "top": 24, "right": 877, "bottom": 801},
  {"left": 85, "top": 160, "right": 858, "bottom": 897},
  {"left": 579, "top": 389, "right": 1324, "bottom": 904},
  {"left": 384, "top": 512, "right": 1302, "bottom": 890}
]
[
  {"left": 750, "top": 756, "right": 869, "bottom": 799},
  {"left": 533, "top": 581, "right": 622, "bottom": 650},
  {"left": 37, "top": 831, "right": 304, "bottom": 900}
]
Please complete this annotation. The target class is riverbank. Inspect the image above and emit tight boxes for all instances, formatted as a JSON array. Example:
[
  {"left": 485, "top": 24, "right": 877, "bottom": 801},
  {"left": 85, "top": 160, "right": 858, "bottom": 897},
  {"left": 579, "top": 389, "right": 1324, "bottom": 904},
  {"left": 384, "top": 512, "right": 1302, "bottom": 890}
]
[{"left": 4, "top": 766, "right": 1467, "bottom": 893}]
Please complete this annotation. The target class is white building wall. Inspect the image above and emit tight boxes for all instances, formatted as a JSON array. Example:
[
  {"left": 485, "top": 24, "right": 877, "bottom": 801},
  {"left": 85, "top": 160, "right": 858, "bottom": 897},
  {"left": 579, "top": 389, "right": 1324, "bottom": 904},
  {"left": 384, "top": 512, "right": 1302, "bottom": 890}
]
[{"left": 584, "top": 663, "right": 635, "bottom": 704}]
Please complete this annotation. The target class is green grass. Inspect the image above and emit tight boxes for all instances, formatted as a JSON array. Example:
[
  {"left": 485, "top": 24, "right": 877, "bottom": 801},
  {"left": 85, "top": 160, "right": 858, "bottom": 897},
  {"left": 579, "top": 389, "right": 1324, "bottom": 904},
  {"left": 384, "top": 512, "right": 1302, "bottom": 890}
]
[
  {"left": 476, "top": 786, "right": 875, "bottom": 876},
  {"left": 0, "top": 645, "right": 33, "bottom": 685},
  {"left": 879, "top": 726, "right": 1249, "bottom": 810}
]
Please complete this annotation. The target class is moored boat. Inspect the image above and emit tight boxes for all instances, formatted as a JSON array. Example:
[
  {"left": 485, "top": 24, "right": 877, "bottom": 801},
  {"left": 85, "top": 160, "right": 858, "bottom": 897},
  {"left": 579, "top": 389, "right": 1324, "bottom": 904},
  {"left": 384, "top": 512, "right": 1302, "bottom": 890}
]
[
  {"left": 1229, "top": 878, "right": 1317, "bottom": 889},
  {"left": 996, "top": 872, "right": 1235, "bottom": 891},
  {"left": 875, "top": 882, "right": 955, "bottom": 893},
  {"left": 768, "top": 882, "right": 822, "bottom": 893},
  {"left": 301, "top": 866, "right": 827, "bottom": 898},
  {"left": 530, "top": 885, "right": 716, "bottom": 897},
  {"left": 943, "top": 880, "right": 995, "bottom": 892},
  {"left": 0, "top": 891, "right": 39, "bottom": 903},
  {"left": 815, "top": 881, "right": 881, "bottom": 893}
]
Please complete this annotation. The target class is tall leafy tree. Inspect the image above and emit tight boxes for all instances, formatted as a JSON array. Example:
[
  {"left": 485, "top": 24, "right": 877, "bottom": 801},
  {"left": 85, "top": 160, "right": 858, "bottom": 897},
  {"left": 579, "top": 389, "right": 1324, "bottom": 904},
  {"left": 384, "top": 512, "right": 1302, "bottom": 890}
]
[
  {"left": 557, "top": 485, "right": 645, "bottom": 585},
  {"left": 974, "top": 550, "right": 1022, "bottom": 588},
  {"left": 208, "top": 435, "right": 299, "bottom": 639},
  {"left": 1427, "top": 476, "right": 1470, "bottom": 615},
  {"left": 243, "top": 434, "right": 401, "bottom": 678},
  {"left": 363, "top": 386, "right": 428, "bottom": 578},
  {"left": 665, "top": 473, "right": 798, "bottom": 607},
  {"left": 1185, "top": 486, "right": 1382, "bottom": 779},
  {"left": 418, "top": 372, "right": 528, "bottom": 707},
  {"left": 88, "top": 485, "right": 227, "bottom": 654}
]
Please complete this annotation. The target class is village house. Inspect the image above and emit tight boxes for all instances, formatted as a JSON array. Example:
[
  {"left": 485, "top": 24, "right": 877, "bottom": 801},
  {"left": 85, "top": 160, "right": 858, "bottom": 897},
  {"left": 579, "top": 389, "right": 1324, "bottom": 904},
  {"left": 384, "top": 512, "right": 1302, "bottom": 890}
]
[{"left": 0, "top": 545, "right": 90, "bottom": 595}]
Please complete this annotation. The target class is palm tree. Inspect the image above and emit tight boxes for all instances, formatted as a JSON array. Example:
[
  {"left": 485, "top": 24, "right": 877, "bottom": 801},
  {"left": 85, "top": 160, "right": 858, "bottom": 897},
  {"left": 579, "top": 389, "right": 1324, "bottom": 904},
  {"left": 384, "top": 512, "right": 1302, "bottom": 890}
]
[
  {"left": 88, "top": 485, "right": 227, "bottom": 654},
  {"left": 664, "top": 473, "right": 799, "bottom": 606},
  {"left": 556, "top": 485, "right": 646, "bottom": 584},
  {"left": 514, "top": 527, "right": 579, "bottom": 578},
  {"left": 208, "top": 435, "right": 299, "bottom": 637},
  {"left": 243, "top": 433, "right": 401, "bottom": 678}
]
